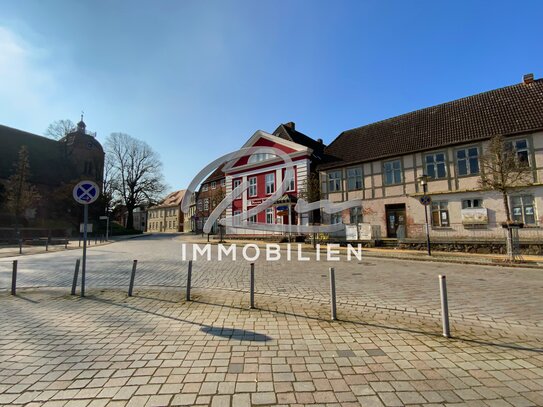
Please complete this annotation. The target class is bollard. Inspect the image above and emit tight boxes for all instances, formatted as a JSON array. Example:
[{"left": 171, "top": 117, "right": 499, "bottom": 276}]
[
  {"left": 439, "top": 275, "right": 451, "bottom": 338},
  {"left": 250, "top": 263, "right": 255, "bottom": 309},
  {"left": 186, "top": 260, "right": 192, "bottom": 301},
  {"left": 79, "top": 236, "right": 81, "bottom": 247},
  {"left": 65, "top": 239, "right": 68, "bottom": 249},
  {"left": 19, "top": 239, "right": 22, "bottom": 254},
  {"left": 329, "top": 267, "right": 337, "bottom": 321},
  {"left": 128, "top": 260, "right": 138, "bottom": 297},
  {"left": 71, "top": 259, "right": 81, "bottom": 295},
  {"left": 46, "top": 239, "right": 49, "bottom": 252},
  {"left": 11, "top": 260, "right": 18, "bottom": 295}
]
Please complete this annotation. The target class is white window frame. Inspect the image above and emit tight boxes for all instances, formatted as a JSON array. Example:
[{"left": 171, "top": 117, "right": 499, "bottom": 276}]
[
  {"left": 265, "top": 173, "right": 275, "bottom": 195},
  {"left": 462, "top": 198, "right": 483, "bottom": 209},
  {"left": 456, "top": 146, "right": 480, "bottom": 176},
  {"left": 204, "top": 198, "right": 209, "bottom": 211},
  {"left": 211, "top": 181, "right": 216, "bottom": 189},
  {"left": 202, "top": 184, "right": 208, "bottom": 192},
  {"left": 248, "top": 177, "right": 257, "bottom": 197},
  {"left": 425, "top": 152, "right": 447, "bottom": 179},
  {"left": 346, "top": 167, "right": 363, "bottom": 191},
  {"left": 510, "top": 195, "right": 536, "bottom": 225},
  {"left": 431, "top": 201, "right": 450, "bottom": 227},
  {"left": 327, "top": 170, "right": 342, "bottom": 192},
  {"left": 383, "top": 160, "right": 402, "bottom": 185},
  {"left": 266, "top": 208, "right": 274, "bottom": 224},
  {"left": 285, "top": 169, "right": 295, "bottom": 192}
]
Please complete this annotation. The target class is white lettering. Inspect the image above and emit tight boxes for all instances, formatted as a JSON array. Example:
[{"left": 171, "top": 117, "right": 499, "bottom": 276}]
[
  {"left": 266, "top": 244, "right": 281, "bottom": 261},
  {"left": 218, "top": 244, "right": 236, "bottom": 261},
  {"left": 192, "top": 244, "right": 211, "bottom": 261},
  {"left": 327, "top": 243, "right": 341, "bottom": 261},
  {"left": 297, "top": 244, "right": 310, "bottom": 261},
  {"left": 347, "top": 244, "right": 362, "bottom": 261},
  {"left": 243, "top": 244, "right": 260, "bottom": 262}
]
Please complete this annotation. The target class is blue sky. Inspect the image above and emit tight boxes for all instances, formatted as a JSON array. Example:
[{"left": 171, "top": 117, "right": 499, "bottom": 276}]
[{"left": 1, "top": 1, "right": 542, "bottom": 191}]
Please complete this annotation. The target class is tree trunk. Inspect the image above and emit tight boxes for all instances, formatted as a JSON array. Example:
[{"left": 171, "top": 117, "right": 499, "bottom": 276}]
[
  {"left": 126, "top": 207, "right": 134, "bottom": 231},
  {"left": 502, "top": 191, "right": 515, "bottom": 261}
]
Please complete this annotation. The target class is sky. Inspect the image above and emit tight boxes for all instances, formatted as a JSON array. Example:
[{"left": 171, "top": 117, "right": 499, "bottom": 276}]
[{"left": 1, "top": 0, "right": 542, "bottom": 192}]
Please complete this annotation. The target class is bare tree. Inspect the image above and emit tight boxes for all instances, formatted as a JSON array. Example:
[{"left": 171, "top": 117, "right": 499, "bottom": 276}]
[
  {"left": 106, "top": 133, "right": 167, "bottom": 230},
  {"left": 478, "top": 134, "right": 533, "bottom": 260},
  {"left": 5, "top": 146, "right": 41, "bottom": 231},
  {"left": 45, "top": 119, "right": 76, "bottom": 140}
]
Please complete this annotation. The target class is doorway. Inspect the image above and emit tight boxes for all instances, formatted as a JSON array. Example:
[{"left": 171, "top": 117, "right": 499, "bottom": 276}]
[{"left": 385, "top": 204, "right": 407, "bottom": 238}]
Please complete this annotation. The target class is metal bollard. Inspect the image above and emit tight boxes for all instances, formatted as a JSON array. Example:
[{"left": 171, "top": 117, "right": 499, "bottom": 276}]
[
  {"left": 46, "top": 239, "right": 49, "bottom": 251},
  {"left": 439, "top": 275, "right": 451, "bottom": 338},
  {"left": 186, "top": 260, "right": 192, "bottom": 301},
  {"left": 250, "top": 263, "right": 255, "bottom": 309},
  {"left": 71, "top": 259, "right": 81, "bottom": 295},
  {"left": 128, "top": 260, "right": 138, "bottom": 297},
  {"left": 329, "top": 267, "right": 337, "bottom": 321},
  {"left": 11, "top": 260, "right": 18, "bottom": 295},
  {"left": 19, "top": 239, "right": 22, "bottom": 254},
  {"left": 65, "top": 239, "right": 68, "bottom": 249}
]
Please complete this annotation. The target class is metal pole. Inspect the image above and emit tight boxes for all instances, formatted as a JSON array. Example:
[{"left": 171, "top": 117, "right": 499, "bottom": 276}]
[
  {"left": 128, "top": 260, "right": 138, "bottom": 296},
  {"left": 81, "top": 204, "right": 88, "bottom": 297},
  {"left": 439, "top": 275, "right": 450, "bottom": 338},
  {"left": 186, "top": 260, "right": 192, "bottom": 301},
  {"left": 45, "top": 239, "right": 49, "bottom": 251},
  {"left": 19, "top": 239, "right": 22, "bottom": 254},
  {"left": 71, "top": 259, "right": 80, "bottom": 295},
  {"left": 423, "top": 183, "right": 431, "bottom": 256},
  {"left": 329, "top": 267, "right": 337, "bottom": 320},
  {"left": 106, "top": 217, "right": 109, "bottom": 241},
  {"left": 250, "top": 263, "right": 255, "bottom": 309},
  {"left": 11, "top": 260, "right": 17, "bottom": 295}
]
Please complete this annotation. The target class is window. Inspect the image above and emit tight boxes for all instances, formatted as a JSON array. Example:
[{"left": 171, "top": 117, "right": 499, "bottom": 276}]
[
  {"left": 505, "top": 138, "right": 530, "bottom": 166},
  {"left": 425, "top": 152, "right": 447, "bottom": 179},
  {"left": 202, "top": 184, "right": 208, "bottom": 192},
  {"left": 233, "top": 210, "right": 241, "bottom": 226},
  {"left": 331, "top": 213, "right": 342, "bottom": 224},
  {"left": 431, "top": 201, "right": 450, "bottom": 227},
  {"left": 248, "top": 177, "right": 257, "bottom": 197},
  {"left": 204, "top": 199, "right": 209, "bottom": 211},
  {"left": 220, "top": 179, "right": 225, "bottom": 187},
  {"left": 266, "top": 208, "right": 274, "bottom": 224},
  {"left": 347, "top": 167, "right": 363, "bottom": 191},
  {"left": 350, "top": 207, "right": 363, "bottom": 224},
  {"left": 327, "top": 170, "right": 342, "bottom": 192},
  {"left": 284, "top": 169, "right": 295, "bottom": 192},
  {"left": 248, "top": 213, "right": 257, "bottom": 223},
  {"left": 211, "top": 181, "right": 216, "bottom": 189},
  {"left": 384, "top": 160, "right": 402, "bottom": 185},
  {"left": 510, "top": 195, "right": 536, "bottom": 225},
  {"left": 249, "top": 153, "right": 275, "bottom": 164},
  {"left": 462, "top": 199, "right": 483, "bottom": 209},
  {"left": 233, "top": 179, "right": 241, "bottom": 189},
  {"left": 265, "top": 173, "right": 275, "bottom": 194},
  {"left": 456, "top": 147, "right": 479, "bottom": 176}
]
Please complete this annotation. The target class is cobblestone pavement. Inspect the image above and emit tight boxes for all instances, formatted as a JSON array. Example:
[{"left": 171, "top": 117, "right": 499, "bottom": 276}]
[
  {"left": 1, "top": 287, "right": 542, "bottom": 407},
  {"left": 0, "top": 234, "right": 541, "bottom": 341}
]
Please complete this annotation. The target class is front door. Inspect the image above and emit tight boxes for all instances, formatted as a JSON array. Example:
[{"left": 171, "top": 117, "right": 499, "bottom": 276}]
[{"left": 385, "top": 204, "right": 407, "bottom": 238}]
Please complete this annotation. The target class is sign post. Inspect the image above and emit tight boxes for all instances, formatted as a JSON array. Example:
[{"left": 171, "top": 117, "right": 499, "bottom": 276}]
[
  {"left": 419, "top": 193, "right": 432, "bottom": 256},
  {"left": 99, "top": 215, "right": 109, "bottom": 241},
  {"left": 73, "top": 180, "right": 100, "bottom": 297}
]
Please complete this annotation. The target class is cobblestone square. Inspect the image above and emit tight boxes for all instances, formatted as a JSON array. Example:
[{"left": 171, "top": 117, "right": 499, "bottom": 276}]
[{"left": 1, "top": 235, "right": 542, "bottom": 406}]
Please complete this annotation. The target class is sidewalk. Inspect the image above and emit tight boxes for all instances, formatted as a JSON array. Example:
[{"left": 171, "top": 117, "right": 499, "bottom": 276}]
[
  {"left": 0, "top": 233, "right": 146, "bottom": 259},
  {"left": 180, "top": 234, "right": 543, "bottom": 268}
]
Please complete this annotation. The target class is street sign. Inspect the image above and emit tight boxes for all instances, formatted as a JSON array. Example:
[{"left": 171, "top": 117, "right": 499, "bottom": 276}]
[
  {"left": 276, "top": 205, "right": 288, "bottom": 211},
  {"left": 419, "top": 195, "right": 432, "bottom": 206},
  {"left": 72, "top": 180, "right": 100, "bottom": 298},
  {"left": 73, "top": 181, "right": 100, "bottom": 205},
  {"left": 80, "top": 223, "right": 93, "bottom": 233},
  {"left": 99, "top": 215, "right": 108, "bottom": 220}
]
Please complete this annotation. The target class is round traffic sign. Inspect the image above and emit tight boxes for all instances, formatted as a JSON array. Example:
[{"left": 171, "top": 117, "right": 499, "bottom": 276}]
[
  {"left": 73, "top": 180, "right": 100, "bottom": 205},
  {"left": 419, "top": 195, "right": 432, "bottom": 206}
]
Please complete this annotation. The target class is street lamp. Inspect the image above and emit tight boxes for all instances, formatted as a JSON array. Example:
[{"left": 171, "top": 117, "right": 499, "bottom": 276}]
[{"left": 418, "top": 174, "right": 431, "bottom": 256}]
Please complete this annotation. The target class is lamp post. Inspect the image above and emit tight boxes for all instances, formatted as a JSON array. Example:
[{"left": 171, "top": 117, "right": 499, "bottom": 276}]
[{"left": 418, "top": 174, "right": 431, "bottom": 256}]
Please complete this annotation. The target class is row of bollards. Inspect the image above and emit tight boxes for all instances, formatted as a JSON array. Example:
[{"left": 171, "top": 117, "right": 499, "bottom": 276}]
[{"left": 9, "top": 257, "right": 451, "bottom": 339}]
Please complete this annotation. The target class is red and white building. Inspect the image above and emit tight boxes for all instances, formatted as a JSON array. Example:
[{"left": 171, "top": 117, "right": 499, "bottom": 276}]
[{"left": 224, "top": 122, "right": 325, "bottom": 236}]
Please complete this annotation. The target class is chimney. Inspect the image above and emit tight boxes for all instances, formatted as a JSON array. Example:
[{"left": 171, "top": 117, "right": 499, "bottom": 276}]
[
  {"left": 523, "top": 73, "right": 534, "bottom": 84},
  {"left": 317, "top": 138, "right": 323, "bottom": 144},
  {"left": 284, "top": 122, "right": 295, "bottom": 130}
]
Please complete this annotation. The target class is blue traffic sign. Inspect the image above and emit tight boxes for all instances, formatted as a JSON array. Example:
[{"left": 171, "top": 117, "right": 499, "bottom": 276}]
[
  {"left": 419, "top": 195, "right": 432, "bottom": 206},
  {"left": 73, "top": 180, "right": 100, "bottom": 205}
]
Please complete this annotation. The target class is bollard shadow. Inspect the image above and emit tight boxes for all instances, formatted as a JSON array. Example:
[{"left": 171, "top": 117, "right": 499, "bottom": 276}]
[
  {"left": 190, "top": 296, "right": 543, "bottom": 354},
  {"left": 87, "top": 295, "right": 272, "bottom": 343}
]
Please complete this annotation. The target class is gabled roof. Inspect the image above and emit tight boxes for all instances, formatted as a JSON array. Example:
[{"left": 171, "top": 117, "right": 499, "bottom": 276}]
[
  {"left": 273, "top": 123, "right": 325, "bottom": 161},
  {"left": 203, "top": 163, "right": 225, "bottom": 184},
  {"left": 153, "top": 189, "right": 186, "bottom": 208},
  {"left": 320, "top": 79, "right": 543, "bottom": 170}
]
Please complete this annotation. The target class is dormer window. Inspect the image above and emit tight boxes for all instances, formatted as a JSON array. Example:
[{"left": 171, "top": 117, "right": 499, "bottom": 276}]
[{"left": 248, "top": 153, "right": 275, "bottom": 164}]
